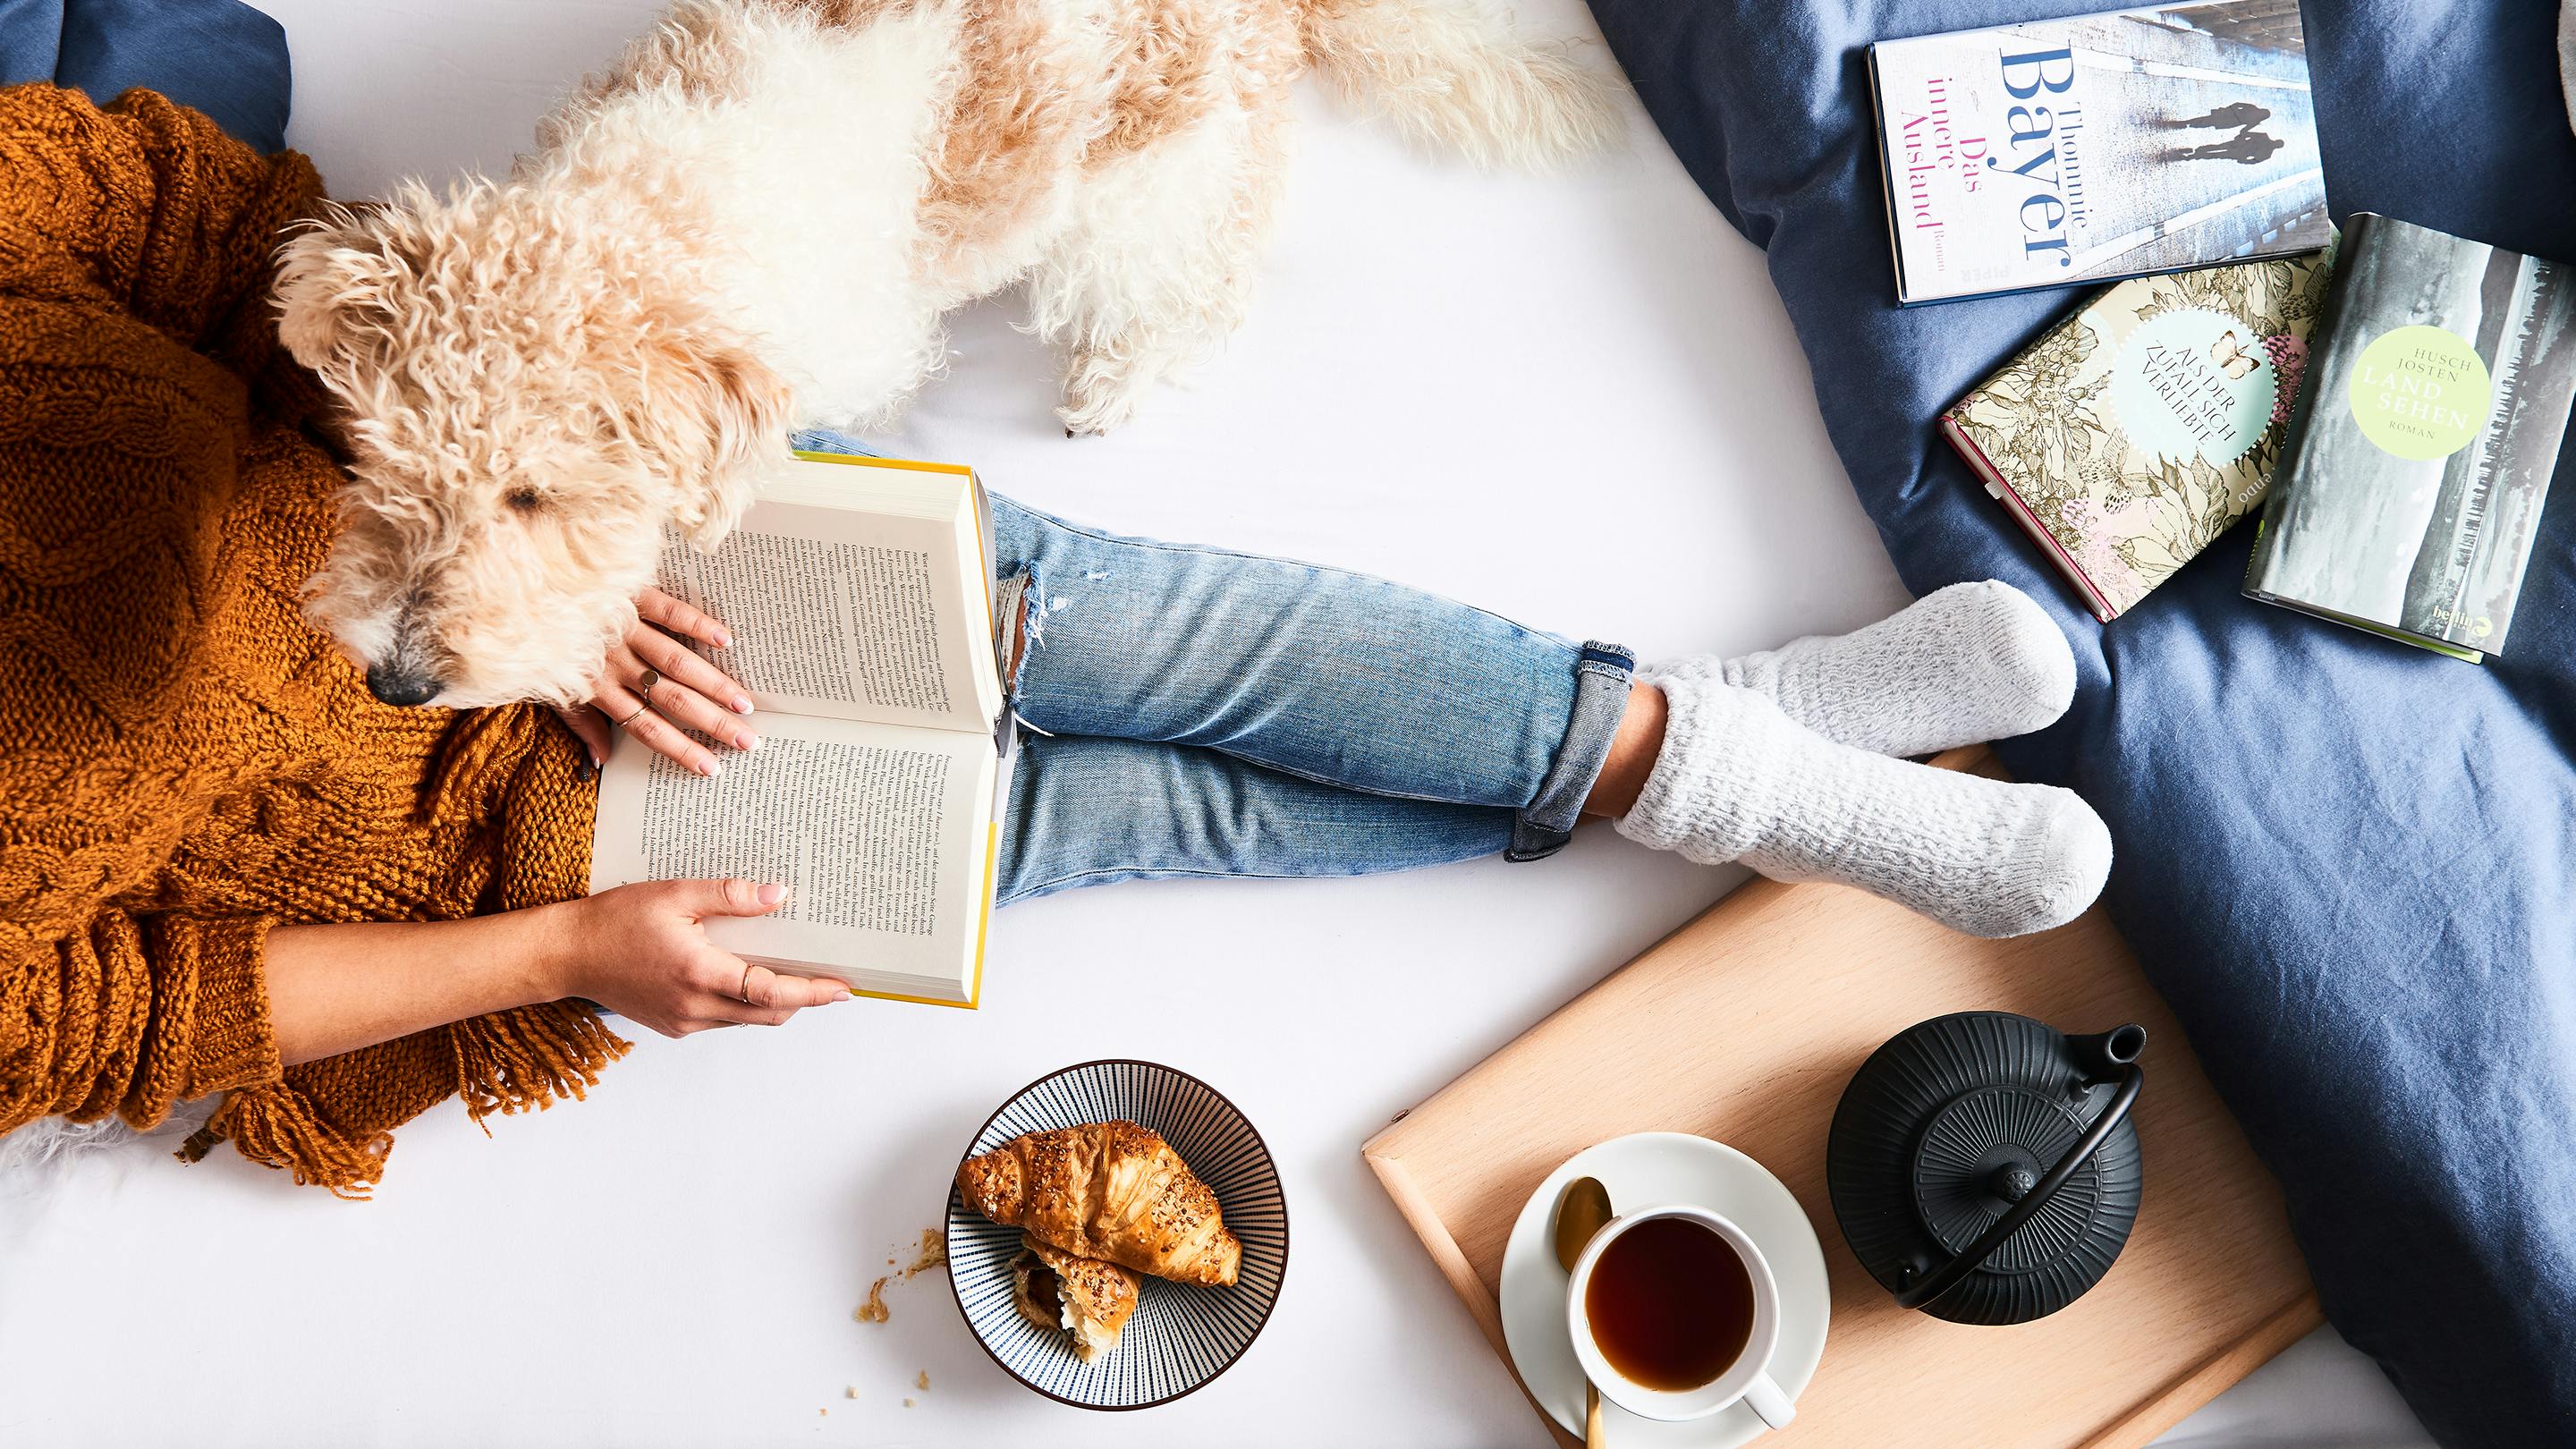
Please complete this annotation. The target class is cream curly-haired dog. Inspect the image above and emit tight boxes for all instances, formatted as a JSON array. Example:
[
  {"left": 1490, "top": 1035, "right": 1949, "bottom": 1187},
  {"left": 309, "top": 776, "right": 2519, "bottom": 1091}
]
[{"left": 275, "top": 0, "right": 1618, "bottom": 710}]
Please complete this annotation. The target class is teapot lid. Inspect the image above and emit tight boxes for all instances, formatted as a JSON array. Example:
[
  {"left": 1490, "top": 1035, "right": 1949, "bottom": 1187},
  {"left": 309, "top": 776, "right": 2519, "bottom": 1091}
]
[{"left": 1826, "top": 1012, "right": 2145, "bottom": 1326}]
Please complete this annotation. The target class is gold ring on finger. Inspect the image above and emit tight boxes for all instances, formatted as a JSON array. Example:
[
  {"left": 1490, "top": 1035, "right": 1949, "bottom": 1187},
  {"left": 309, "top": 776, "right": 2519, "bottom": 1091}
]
[
  {"left": 635, "top": 666, "right": 660, "bottom": 704},
  {"left": 739, "top": 962, "right": 756, "bottom": 1004},
  {"left": 614, "top": 700, "right": 651, "bottom": 729}
]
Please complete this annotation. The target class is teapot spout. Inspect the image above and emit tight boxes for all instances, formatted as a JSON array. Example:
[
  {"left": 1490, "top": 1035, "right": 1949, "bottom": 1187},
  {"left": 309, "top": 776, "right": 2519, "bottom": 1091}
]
[{"left": 2066, "top": 1024, "right": 2148, "bottom": 1086}]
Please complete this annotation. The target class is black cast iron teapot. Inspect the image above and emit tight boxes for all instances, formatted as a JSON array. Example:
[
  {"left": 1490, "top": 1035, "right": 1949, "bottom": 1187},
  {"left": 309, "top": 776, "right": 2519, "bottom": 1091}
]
[{"left": 1825, "top": 1012, "right": 2146, "bottom": 1326}]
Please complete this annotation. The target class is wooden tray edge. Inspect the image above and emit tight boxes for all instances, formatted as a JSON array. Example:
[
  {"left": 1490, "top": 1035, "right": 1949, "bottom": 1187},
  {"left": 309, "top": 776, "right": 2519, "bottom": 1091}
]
[
  {"left": 1362, "top": 1139, "right": 1581, "bottom": 1449},
  {"left": 2075, "top": 1294, "right": 2324, "bottom": 1449},
  {"left": 1360, "top": 1139, "right": 1506, "bottom": 1354}
]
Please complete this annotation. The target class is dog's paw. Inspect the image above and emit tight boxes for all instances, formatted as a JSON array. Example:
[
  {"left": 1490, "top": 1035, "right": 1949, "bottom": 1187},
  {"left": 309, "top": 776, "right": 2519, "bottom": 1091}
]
[{"left": 1055, "top": 376, "right": 1142, "bottom": 437}]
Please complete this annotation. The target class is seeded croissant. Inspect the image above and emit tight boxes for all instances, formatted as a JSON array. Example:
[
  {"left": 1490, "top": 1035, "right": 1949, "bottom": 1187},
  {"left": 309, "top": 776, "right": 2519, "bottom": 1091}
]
[
  {"left": 957, "top": 1121, "right": 1241, "bottom": 1287},
  {"left": 1011, "top": 1235, "right": 1140, "bottom": 1363}
]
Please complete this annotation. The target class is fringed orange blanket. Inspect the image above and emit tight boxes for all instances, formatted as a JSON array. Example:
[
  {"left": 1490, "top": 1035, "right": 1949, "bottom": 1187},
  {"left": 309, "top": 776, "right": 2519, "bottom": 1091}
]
[{"left": 0, "top": 85, "right": 624, "bottom": 1196}]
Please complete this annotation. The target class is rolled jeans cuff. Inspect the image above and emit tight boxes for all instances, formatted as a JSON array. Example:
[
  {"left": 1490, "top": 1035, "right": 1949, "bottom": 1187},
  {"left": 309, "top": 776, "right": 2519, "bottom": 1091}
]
[{"left": 1507, "top": 641, "right": 1635, "bottom": 862}]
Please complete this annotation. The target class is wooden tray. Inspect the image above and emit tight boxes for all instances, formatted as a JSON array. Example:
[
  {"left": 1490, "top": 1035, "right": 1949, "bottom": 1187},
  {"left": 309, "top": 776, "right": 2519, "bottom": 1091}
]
[{"left": 1364, "top": 748, "right": 2319, "bottom": 1448}]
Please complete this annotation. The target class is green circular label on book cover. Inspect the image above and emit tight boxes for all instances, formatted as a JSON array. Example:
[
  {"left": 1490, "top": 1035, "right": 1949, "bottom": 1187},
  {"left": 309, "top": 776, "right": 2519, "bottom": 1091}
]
[
  {"left": 2107, "top": 308, "right": 2278, "bottom": 469},
  {"left": 2348, "top": 324, "right": 2492, "bottom": 461}
]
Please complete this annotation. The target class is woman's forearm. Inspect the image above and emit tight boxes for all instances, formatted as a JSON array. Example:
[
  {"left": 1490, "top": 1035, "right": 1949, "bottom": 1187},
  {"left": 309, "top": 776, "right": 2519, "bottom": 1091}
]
[{"left": 263, "top": 906, "right": 578, "bottom": 1066}]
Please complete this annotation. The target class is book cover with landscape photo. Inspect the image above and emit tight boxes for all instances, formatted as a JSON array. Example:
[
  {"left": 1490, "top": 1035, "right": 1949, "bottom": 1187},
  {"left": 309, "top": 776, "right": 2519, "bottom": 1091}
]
[
  {"left": 1870, "top": 1, "right": 2330, "bottom": 304},
  {"left": 2244, "top": 215, "right": 2576, "bottom": 660}
]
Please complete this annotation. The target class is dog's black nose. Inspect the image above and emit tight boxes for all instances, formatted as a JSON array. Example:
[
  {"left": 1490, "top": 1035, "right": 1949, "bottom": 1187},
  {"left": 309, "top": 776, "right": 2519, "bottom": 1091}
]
[{"left": 364, "top": 661, "right": 443, "bottom": 708}]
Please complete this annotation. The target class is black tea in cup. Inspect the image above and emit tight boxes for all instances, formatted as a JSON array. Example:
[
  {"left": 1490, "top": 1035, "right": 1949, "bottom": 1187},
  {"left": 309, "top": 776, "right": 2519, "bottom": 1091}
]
[{"left": 1582, "top": 1216, "right": 1756, "bottom": 1391}]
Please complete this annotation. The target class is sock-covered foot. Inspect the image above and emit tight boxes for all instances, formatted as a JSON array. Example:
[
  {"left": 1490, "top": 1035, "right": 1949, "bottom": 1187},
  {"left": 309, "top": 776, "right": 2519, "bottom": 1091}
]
[
  {"left": 1653, "top": 580, "right": 2076, "bottom": 758},
  {"left": 1614, "top": 674, "right": 2111, "bottom": 938}
]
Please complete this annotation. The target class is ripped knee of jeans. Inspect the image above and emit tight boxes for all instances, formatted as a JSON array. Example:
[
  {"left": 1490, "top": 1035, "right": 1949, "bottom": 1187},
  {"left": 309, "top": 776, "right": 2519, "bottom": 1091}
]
[{"left": 996, "top": 570, "right": 1038, "bottom": 696}]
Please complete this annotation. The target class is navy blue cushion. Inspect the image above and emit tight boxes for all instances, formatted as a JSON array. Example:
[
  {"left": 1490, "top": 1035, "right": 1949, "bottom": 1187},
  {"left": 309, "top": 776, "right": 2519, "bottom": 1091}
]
[
  {"left": 0, "top": 0, "right": 288, "bottom": 152},
  {"left": 1581, "top": 1, "right": 2576, "bottom": 1443}
]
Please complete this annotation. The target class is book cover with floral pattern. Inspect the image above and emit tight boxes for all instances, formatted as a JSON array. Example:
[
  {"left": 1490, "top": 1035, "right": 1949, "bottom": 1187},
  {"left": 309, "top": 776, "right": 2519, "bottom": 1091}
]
[{"left": 1944, "top": 243, "right": 2335, "bottom": 618}]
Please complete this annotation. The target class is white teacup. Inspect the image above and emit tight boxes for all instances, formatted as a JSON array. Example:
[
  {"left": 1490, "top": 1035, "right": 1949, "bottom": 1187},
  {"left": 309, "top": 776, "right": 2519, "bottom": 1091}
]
[{"left": 1565, "top": 1204, "right": 1797, "bottom": 1429}]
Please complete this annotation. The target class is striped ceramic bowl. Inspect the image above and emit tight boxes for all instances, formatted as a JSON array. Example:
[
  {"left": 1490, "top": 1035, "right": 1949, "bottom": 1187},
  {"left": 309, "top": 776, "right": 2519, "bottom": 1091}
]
[{"left": 945, "top": 1059, "right": 1289, "bottom": 1409}]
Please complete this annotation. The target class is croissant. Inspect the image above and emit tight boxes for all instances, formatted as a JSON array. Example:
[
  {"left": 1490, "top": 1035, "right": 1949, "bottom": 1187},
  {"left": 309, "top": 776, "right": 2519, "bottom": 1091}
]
[
  {"left": 957, "top": 1121, "right": 1242, "bottom": 1286},
  {"left": 1011, "top": 1235, "right": 1140, "bottom": 1363}
]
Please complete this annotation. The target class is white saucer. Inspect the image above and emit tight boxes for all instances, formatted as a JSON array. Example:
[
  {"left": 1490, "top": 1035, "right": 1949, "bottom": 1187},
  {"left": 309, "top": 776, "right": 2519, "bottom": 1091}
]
[{"left": 1499, "top": 1132, "right": 1831, "bottom": 1447}]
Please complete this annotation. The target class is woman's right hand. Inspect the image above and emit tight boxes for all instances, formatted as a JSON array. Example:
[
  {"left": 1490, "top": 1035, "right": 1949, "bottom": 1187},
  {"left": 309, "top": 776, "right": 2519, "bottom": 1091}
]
[{"left": 546, "top": 878, "right": 851, "bottom": 1037}]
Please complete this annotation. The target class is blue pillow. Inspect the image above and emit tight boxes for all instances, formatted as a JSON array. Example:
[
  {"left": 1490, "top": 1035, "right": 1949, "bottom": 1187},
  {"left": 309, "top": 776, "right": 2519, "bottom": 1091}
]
[
  {"left": 1580, "top": 1, "right": 2576, "bottom": 1443},
  {"left": 0, "top": 0, "right": 290, "bottom": 153}
]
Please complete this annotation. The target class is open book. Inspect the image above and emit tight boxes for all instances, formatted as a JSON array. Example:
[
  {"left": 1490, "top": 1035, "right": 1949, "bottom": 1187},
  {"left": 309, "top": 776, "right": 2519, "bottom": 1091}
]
[{"left": 589, "top": 453, "right": 1008, "bottom": 1006}]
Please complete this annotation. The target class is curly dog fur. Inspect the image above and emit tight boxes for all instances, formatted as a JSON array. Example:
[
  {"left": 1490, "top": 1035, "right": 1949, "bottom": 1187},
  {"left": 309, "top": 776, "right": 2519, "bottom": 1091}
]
[{"left": 276, "top": 0, "right": 1618, "bottom": 708}]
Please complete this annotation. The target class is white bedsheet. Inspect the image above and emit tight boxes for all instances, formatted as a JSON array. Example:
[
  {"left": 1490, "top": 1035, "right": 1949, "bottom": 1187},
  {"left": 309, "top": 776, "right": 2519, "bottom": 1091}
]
[{"left": 0, "top": 3, "right": 2430, "bottom": 1445}]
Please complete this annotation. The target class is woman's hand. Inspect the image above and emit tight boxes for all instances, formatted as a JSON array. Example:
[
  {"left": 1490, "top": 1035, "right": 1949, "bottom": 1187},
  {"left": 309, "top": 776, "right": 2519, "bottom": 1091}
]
[
  {"left": 555, "top": 587, "right": 762, "bottom": 776},
  {"left": 264, "top": 877, "right": 852, "bottom": 1063},
  {"left": 544, "top": 878, "right": 851, "bottom": 1038}
]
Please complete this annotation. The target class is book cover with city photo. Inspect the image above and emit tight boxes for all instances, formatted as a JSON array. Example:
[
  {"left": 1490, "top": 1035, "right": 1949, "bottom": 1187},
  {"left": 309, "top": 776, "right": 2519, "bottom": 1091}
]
[
  {"left": 1870, "top": 1, "right": 2330, "bottom": 304},
  {"left": 2245, "top": 215, "right": 2576, "bottom": 660}
]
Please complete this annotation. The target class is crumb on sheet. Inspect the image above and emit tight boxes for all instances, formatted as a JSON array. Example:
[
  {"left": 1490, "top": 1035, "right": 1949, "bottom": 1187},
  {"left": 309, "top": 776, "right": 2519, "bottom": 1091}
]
[
  {"left": 915, "top": 1370, "right": 929, "bottom": 1391},
  {"left": 901, "top": 1229, "right": 947, "bottom": 1279},
  {"left": 852, "top": 1228, "right": 945, "bottom": 1326}
]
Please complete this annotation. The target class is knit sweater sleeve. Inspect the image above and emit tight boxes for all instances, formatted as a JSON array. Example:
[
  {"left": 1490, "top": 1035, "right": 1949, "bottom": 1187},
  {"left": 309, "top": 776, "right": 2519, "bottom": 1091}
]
[
  {"left": 0, "top": 86, "right": 324, "bottom": 1141},
  {"left": 0, "top": 915, "right": 284, "bottom": 1138}
]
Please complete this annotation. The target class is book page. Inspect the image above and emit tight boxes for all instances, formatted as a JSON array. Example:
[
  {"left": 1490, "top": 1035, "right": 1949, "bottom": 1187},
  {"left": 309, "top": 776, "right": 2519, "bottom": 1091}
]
[
  {"left": 589, "top": 713, "right": 998, "bottom": 1004},
  {"left": 656, "top": 466, "right": 1000, "bottom": 733}
]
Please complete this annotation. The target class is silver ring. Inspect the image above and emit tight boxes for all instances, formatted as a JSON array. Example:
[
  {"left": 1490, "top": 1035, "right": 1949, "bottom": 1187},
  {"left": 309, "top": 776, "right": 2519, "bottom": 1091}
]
[{"left": 635, "top": 666, "right": 660, "bottom": 704}]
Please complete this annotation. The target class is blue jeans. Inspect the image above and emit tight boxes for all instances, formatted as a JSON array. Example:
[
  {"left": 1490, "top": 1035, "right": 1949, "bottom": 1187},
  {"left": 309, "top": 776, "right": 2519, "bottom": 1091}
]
[{"left": 792, "top": 432, "right": 1634, "bottom": 907}]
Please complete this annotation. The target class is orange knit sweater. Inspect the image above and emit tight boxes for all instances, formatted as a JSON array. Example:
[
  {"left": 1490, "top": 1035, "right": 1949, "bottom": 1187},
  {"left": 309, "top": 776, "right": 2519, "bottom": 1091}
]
[{"left": 0, "top": 85, "right": 625, "bottom": 1196}]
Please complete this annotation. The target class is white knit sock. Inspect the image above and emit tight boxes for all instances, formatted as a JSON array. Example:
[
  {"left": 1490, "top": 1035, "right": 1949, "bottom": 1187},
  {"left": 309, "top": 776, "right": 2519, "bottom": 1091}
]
[
  {"left": 1652, "top": 580, "right": 2075, "bottom": 758},
  {"left": 1615, "top": 674, "right": 2111, "bottom": 938}
]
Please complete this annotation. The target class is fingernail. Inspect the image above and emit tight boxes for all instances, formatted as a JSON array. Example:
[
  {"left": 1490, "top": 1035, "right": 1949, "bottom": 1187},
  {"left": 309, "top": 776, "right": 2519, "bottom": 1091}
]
[
  {"left": 715, "top": 631, "right": 733, "bottom": 648},
  {"left": 757, "top": 883, "right": 787, "bottom": 906},
  {"left": 700, "top": 760, "right": 722, "bottom": 778},
  {"left": 822, "top": 985, "right": 852, "bottom": 1002},
  {"left": 732, "top": 697, "right": 753, "bottom": 714},
  {"left": 740, "top": 733, "right": 762, "bottom": 751}
]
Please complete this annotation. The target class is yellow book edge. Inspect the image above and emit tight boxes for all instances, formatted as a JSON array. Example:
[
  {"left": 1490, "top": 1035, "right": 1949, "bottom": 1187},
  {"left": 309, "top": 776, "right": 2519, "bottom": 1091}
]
[{"left": 791, "top": 449, "right": 972, "bottom": 479}]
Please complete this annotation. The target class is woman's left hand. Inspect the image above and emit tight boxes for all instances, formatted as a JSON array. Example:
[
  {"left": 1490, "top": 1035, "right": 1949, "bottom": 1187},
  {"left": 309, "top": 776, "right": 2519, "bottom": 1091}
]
[{"left": 555, "top": 587, "right": 762, "bottom": 775}]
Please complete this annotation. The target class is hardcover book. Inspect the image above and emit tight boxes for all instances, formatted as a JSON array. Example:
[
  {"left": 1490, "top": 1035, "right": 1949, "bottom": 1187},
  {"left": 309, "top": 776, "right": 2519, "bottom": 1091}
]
[
  {"left": 2244, "top": 215, "right": 2576, "bottom": 662},
  {"left": 1868, "top": 1, "right": 2331, "bottom": 305},
  {"left": 1944, "top": 244, "right": 2335, "bottom": 620},
  {"left": 589, "top": 453, "right": 1010, "bottom": 1005}
]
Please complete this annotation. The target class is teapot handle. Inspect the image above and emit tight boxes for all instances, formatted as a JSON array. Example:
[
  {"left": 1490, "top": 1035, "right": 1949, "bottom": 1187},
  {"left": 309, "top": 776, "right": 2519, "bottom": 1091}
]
[{"left": 1894, "top": 1028, "right": 2146, "bottom": 1311}]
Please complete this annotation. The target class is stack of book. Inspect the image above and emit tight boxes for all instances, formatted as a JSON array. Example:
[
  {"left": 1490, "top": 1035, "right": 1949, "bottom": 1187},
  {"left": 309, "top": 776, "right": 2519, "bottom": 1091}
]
[{"left": 1874, "top": 2, "right": 2576, "bottom": 658}]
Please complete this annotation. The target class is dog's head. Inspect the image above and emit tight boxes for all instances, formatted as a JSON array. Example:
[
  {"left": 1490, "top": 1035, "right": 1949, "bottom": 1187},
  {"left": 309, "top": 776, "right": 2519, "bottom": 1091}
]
[{"left": 275, "top": 185, "right": 792, "bottom": 708}]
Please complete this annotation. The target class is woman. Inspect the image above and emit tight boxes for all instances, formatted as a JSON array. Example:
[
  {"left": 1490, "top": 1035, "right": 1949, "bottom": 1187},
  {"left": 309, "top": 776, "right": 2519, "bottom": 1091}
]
[{"left": 0, "top": 87, "right": 2105, "bottom": 1194}]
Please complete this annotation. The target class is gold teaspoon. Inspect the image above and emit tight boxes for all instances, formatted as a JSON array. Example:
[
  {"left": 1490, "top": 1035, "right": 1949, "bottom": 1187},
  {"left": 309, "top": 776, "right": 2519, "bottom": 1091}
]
[{"left": 1552, "top": 1175, "right": 1614, "bottom": 1449}]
